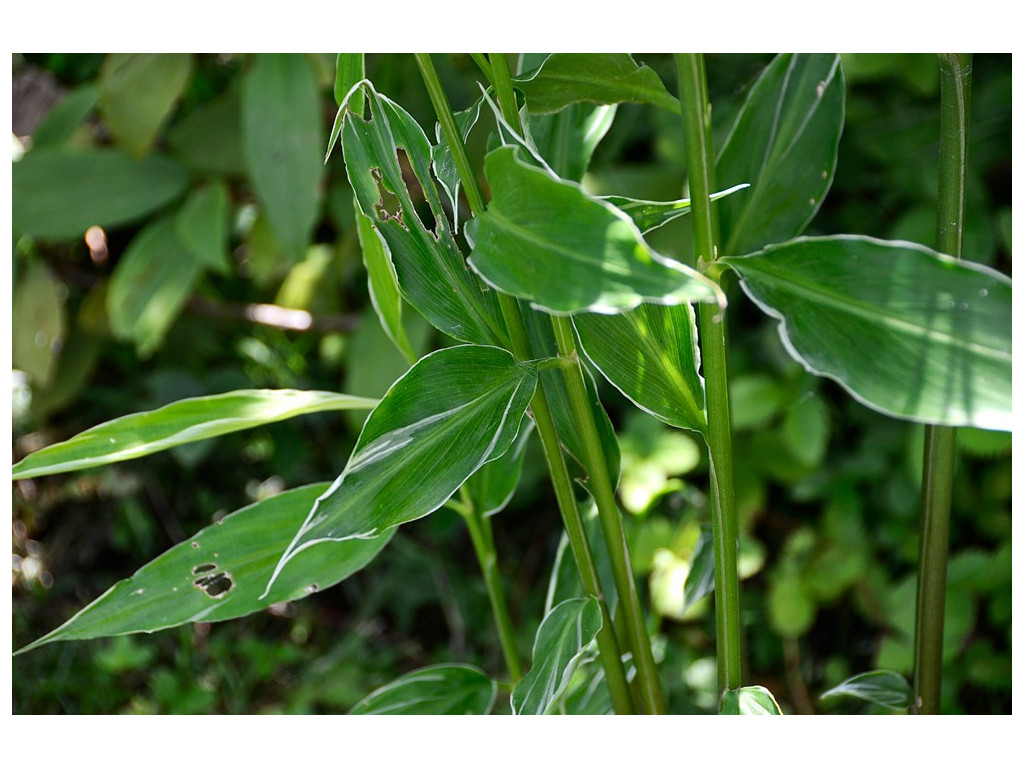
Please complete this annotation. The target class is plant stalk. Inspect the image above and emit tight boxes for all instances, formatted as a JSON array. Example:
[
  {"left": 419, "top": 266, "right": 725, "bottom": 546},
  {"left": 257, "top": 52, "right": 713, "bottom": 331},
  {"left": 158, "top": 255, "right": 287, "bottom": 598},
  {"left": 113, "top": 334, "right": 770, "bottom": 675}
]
[
  {"left": 912, "top": 53, "right": 972, "bottom": 715},
  {"left": 415, "top": 53, "right": 635, "bottom": 714},
  {"left": 676, "top": 53, "right": 744, "bottom": 701}
]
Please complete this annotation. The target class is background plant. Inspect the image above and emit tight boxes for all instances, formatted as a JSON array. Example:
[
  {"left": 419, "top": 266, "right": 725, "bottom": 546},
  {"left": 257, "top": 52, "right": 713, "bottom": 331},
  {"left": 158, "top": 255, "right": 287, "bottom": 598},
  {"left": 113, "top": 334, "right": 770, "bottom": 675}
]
[{"left": 12, "top": 53, "right": 1011, "bottom": 714}]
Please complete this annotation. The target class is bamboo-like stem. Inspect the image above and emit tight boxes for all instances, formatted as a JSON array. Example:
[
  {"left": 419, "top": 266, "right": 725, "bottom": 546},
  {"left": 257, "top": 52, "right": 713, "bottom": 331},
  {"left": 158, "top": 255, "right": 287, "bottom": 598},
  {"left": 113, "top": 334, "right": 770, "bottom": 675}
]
[
  {"left": 676, "top": 53, "right": 743, "bottom": 702},
  {"left": 912, "top": 53, "right": 972, "bottom": 716},
  {"left": 415, "top": 53, "right": 635, "bottom": 714}
]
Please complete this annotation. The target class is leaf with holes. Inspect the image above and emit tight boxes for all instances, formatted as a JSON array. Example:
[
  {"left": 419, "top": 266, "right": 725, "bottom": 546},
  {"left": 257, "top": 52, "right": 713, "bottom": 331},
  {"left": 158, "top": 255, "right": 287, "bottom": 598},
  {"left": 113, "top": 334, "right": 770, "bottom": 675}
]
[
  {"left": 267, "top": 345, "right": 537, "bottom": 593},
  {"left": 722, "top": 236, "right": 1012, "bottom": 431},
  {"left": 14, "top": 484, "right": 392, "bottom": 655},
  {"left": 467, "top": 145, "right": 723, "bottom": 315},
  {"left": 13, "top": 389, "right": 377, "bottom": 480},
  {"left": 350, "top": 664, "right": 497, "bottom": 715}
]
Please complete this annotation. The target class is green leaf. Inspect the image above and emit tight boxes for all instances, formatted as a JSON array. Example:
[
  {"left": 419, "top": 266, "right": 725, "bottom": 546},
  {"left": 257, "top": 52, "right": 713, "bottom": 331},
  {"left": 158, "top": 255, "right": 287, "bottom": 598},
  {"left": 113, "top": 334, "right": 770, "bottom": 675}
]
[
  {"left": 174, "top": 181, "right": 232, "bottom": 274},
  {"left": 106, "top": 215, "right": 204, "bottom": 357},
  {"left": 31, "top": 83, "right": 99, "bottom": 147},
  {"left": 575, "top": 303, "right": 706, "bottom": 434},
  {"left": 601, "top": 184, "right": 749, "bottom": 235},
  {"left": 515, "top": 53, "right": 680, "bottom": 115},
  {"left": 511, "top": 596, "right": 603, "bottom": 715},
  {"left": 334, "top": 53, "right": 364, "bottom": 110},
  {"left": 14, "top": 484, "right": 392, "bottom": 655},
  {"left": 98, "top": 53, "right": 194, "bottom": 158},
  {"left": 721, "top": 685, "right": 784, "bottom": 715},
  {"left": 820, "top": 670, "right": 912, "bottom": 711},
  {"left": 431, "top": 95, "right": 483, "bottom": 233},
  {"left": 717, "top": 53, "right": 845, "bottom": 255},
  {"left": 13, "top": 389, "right": 377, "bottom": 480},
  {"left": 722, "top": 236, "right": 1012, "bottom": 431},
  {"left": 337, "top": 82, "right": 506, "bottom": 346},
  {"left": 12, "top": 260, "right": 66, "bottom": 389},
  {"left": 528, "top": 102, "right": 618, "bottom": 183},
  {"left": 12, "top": 147, "right": 189, "bottom": 240},
  {"left": 349, "top": 664, "right": 497, "bottom": 715},
  {"left": 683, "top": 529, "right": 716, "bottom": 610},
  {"left": 464, "top": 421, "right": 533, "bottom": 516},
  {"left": 267, "top": 345, "right": 538, "bottom": 592},
  {"left": 467, "top": 145, "right": 723, "bottom": 314},
  {"left": 167, "top": 85, "right": 246, "bottom": 177},
  {"left": 242, "top": 53, "right": 323, "bottom": 260}
]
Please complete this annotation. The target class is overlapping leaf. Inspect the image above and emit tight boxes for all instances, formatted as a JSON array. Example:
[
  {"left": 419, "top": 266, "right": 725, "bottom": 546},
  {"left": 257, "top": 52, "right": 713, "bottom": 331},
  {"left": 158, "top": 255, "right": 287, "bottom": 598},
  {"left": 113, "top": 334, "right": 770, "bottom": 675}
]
[
  {"left": 349, "top": 664, "right": 497, "bottom": 715},
  {"left": 464, "top": 421, "right": 534, "bottom": 516},
  {"left": 820, "top": 670, "right": 912, "bottom": 711},
  {"left": 575, "top": 302, "right": 706, "bottom": 434},
  {"left": 716, "top": 53, "right": 844, "bottom": 256},
  {"left": 602, "top": 184, "right": 749, "bottom": 234},
  {"left": 721, "top": 685, "right": 784, "bottom": 715},
  {"left": 467, "top": 145, "right": 723, "bottom": 314},
  {"left": 333, "top": 81, "right": 506, "bottom": 347},
  {"left": 722, "top": 236, "right": 1012, "bottom": 430},
  {"left": 14, "top": 484, "right": 392, "bottom": 655},
  {"left": 511, "top": 596, "right": 603, "bottom": 715},
  {"left": 267, "top": 345, "right": 538, "bottom": 592},
  {"left": 13, "top": 389, "right": 377, "bottom": 480}
]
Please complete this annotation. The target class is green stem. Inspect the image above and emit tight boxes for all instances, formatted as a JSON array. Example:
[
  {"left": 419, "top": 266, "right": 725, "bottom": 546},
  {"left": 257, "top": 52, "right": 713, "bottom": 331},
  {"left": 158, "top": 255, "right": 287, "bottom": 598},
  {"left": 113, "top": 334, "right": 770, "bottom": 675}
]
[
  {"left": 458, "top": 489, "right": 524, "bottom": 681},
  {"left": 676, "top": 53, "right": 743, "bottom": 701},
  {"left": 912, "top": 53, "right": 972, "bottom": 715},
  {"left": 415, "top": 53, "right": 635, "bottom": 714}
]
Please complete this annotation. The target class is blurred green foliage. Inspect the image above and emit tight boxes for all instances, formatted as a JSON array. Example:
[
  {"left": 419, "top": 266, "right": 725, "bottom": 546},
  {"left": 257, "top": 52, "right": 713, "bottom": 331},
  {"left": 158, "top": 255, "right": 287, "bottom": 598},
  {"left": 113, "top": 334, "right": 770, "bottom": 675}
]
[{"left": 11, "top": 53, "right": 1010, "bottom": 714}]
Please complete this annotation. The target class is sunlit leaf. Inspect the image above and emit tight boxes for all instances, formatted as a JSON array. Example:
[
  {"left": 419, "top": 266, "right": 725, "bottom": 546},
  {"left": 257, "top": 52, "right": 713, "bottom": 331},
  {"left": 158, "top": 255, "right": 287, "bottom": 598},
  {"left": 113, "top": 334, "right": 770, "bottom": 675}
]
[
  {"left": 528, "top": 102, "right": 617, "bottom": 183},
  {"left": 98, "top": 53, "right": 194, "bottom": 158},
  {"left": 242, "top": 53, "right": 323, "bottom": 260},
  {"left": 515, "top": 53, "right": 680, "bottom": 115},
  {"left": 575, "top": 302, "right": 706, "bottom": 434},
  {"left": 602, "top": 184, "right": 749, "bottom": 234},
  {"left": 511, "top": 596, "right": 603, "bottom": 715},
  {"left": 717, "top": 53, "right": 844, "bottom": 255},
  {"left": 14, "top": 484, "right": 392, "bottom": 655},
  {"left": 13, "top": 389, "right": 377, "bottom": 480},
  {"left": 267, "top": 345, "right": 537, "bottom": 592},
  {"left": 350, "top": 664, "right": 497, "bottom": 715},
  {"left": 467, "top": 146, "right": 723, "bottom": 315},
  {"left": 12, "top": 147, "right": 189, "bottom": 240},
  {"left": 721, "top": 685, "right": 784, "bottom": 715},
  {"left": 336, "top": 81, "right": 507, "bottom": 346},
  {"left": 722, "top": 236, "right": 1012, "bottom": 431},
  {"left": 820, "top": 669, "right": 912, "bottom": 711}
]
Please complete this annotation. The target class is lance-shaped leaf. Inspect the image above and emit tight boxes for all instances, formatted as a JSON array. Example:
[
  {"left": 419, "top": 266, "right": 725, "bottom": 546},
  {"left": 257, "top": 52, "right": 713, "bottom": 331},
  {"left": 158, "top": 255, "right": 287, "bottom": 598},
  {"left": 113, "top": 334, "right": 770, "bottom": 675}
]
[
  {"left": 515, "top": 53, "right": 680, "bottom": 115},
  {"left": 601, "top": 184, "right": 749, "bottom": 235},
  {"left": 575, "top": 302, "right": 706, "bottom": 434},
  {"left": 349, "top": 664, "right": 497, "bottom": 715},
  {"left": 820, "top": 670, "right": 912, "bottom": 711},
  {"left": 335, "top": 82, "right": 506, "bottom": 347},
  {"left": 716, "top": 53, "right": 844, "bottom": 256},
  {"left": 722, "top": 236, "right": 1012, "bottom": 431},
  {"left": 13, "top": 389, "right": 377, "bottom": 480},
  {"left": 467, "top": 145, "right": 723, "bottom": 315},
  {"left": 722, "top": 685, "right": 784, "bottom": 715},
  {"left": 512, "top": 596, "right": 603, "bottom": 715},
  {"left": 14, "top": 484, "right": 392, "bottom": 655},
  {"left": 267, "top": 345, "right": 538, "bottom": 593}
]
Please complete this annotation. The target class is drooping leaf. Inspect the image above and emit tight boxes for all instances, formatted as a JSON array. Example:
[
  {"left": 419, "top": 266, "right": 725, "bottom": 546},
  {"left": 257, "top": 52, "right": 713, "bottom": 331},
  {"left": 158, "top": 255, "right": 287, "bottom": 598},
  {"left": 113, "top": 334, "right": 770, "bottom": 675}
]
[
  {"left": 721, "top": 685, "right": 784, "bottom": 715},
  {"left": 242, "top": 53, "right": 323, "bottom": 260},
  {"left": 601, "top": 184, "right": 749, "bottom": 234},
  {"left": 14, "top": 484, "right": 392, "bottom": 655},
  {"left": 575, "top": 302, "right": 706, "bottom": 434},
  {"left": 467, "top": 145, "right": 723, "bottom": 315},
  {"left": 174, "top": 181, "right": 232, "bottom": 274},
  {"left": 464, "top": 420, "right": 533, "bottom": 516},
  {"left": 12, "top": 260, "right": 66, "bottom": 388},
  {"left": 722, "top": 236, "right": 1012, "bottom": 431},
  {"left": 98, "top": 53, "right": 194, "bottom": 158},
  {"left": 515, "top": 53, "right": 680, "bottom": 115},
  {"left": 349, "top": 664, "right": 497, "bottom": 715},
  {"left": 267, "top": 345, "right": 538, "bottom": 592},
  {"left": 106, "top": 215, "right": 204, "bottom": 357},
  {"left": 512, "top": 596, "right": 603, "bottom": 715},
  {"left": 12, "top": 147, "right": 189, "bottom": 240},
  {"left": 716, "top": 53, "right": 844, "bottom": 256},
  {"left": 820, "top": 670, "right": 912, "bottom": 711},
  {"left": 13, "top": 389, "right": 377, "bottom": 480},
  {"left": 336, "top": 82, "right": 507, "bottom": 347}
]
